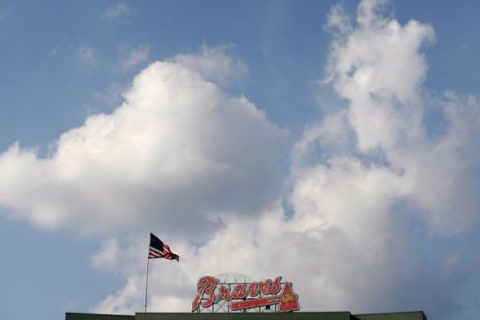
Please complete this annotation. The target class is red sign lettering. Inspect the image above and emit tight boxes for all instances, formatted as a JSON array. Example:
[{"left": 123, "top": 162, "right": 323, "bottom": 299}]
[
  {"left": 192, "top": 276, "right": 217, "bottom": 311},
  {"left": 191, "top": 276, "right": 300, "bottom": 312}
]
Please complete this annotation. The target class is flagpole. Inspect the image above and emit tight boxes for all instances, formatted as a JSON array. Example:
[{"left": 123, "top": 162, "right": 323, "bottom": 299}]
[{"left": 144, "top": 233, "right": 151, "bottom": 313}]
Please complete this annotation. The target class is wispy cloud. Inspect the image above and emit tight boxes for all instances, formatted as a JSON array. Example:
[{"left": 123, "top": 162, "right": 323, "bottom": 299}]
[
  {"left": 0, "top": 9, "right": 8, "bottom": 21},
  {"left": 172, "top": 44, "right": 248, "bottom": 86},
  {"left": 103, "top": 2, "right": 130, "bottom": 21},
  {"left": 118, "top": 45, "right": 149, "bottom": 72},
  {"left": 76, "top": 44, "right": 97, "bottom": 69}
]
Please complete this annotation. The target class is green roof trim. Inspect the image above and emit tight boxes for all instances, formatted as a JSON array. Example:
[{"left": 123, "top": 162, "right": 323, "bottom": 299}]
[
  {"left": 65, "top": 312, "right": 135, "bottom": 320},
  {"left": 135, "top": 312, "right": 351, "bottom": 320},
  {"left": 353, "top": 311, "right": 427, "bottom": 320}
]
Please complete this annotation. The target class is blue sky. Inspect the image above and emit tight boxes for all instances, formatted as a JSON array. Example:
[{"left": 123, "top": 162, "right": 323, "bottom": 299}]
[{"left": 1, "top": 1, "right": 480, "bottom": 320}]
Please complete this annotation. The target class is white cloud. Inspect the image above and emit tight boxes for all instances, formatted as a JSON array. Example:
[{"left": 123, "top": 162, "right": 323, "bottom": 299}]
[
  {"left": 285, "top": 0, "right": 479, "bottom": 316},
  {"left": 103, "top": 2, "right": 130, "bottom": 21},
  {"left": 88, "top": 1, "right": 480, "bottom": 319},
  {"left": 322, "top": 0, "right": 479, "bottom": 235},
  {"left": 325, "top": 4, "right": 435, "bottom": 152},
  {"left": 1, "top": 1, "right": 479, "bottom": 319},
  {"left": 0, "top": 47, "right": 286, "bottom": 236}
]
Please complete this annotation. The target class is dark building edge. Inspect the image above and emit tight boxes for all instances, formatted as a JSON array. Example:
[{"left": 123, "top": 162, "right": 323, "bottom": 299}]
[{"left": 66, "top": 311, "right": 427, "bottom": 320}]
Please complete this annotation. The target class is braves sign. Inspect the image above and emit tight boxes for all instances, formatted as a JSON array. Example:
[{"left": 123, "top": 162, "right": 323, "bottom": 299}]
[{"left": 192, "top": 276, "right": 300, "bottom": 312}]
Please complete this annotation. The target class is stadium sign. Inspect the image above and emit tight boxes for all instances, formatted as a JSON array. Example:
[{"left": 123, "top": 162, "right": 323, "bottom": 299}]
[{"left": 192, "top": 276, "right": 300, "bottom": 313}]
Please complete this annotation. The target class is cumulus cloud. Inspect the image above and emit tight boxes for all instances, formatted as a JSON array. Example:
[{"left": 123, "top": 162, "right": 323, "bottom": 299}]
[
  {"left": 287, "top": 0, "right": 480, "bottom": 316},
  {"left": 1, "top": 1, "right": 479, "bottom": 319},
  {"left": 90, "top": 1, "right": 480, "bottom": 319},
  {"left": 0, "top": 47, "right": 286, "bottom": 236},
  {"left": 322, "top": 0, "right": 479, "bottom": 235}
]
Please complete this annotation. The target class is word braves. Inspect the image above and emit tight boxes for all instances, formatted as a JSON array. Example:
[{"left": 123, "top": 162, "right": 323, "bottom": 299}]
[{"left": 191, "top": 276, "right": 300, "bottom": 312}]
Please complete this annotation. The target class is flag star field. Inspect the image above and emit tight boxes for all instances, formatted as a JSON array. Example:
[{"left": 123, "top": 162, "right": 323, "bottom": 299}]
[{"left": 0, "top": 1, "right": 480, "bottom": 320}]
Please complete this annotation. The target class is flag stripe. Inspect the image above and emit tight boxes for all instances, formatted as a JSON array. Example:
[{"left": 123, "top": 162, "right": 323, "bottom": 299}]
[{"left": 148, "top": 233, "right": 179, "bottom": 261}]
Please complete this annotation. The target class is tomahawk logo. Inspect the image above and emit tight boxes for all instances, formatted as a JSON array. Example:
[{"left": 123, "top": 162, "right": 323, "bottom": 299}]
[{"left": 191, "top": 276, "right": 300, "bottom": 312}]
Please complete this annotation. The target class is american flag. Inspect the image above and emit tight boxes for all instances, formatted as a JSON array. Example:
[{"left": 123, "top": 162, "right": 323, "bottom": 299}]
[{"left": 148, "top": 233, "right": 180, "bottom": 261}]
